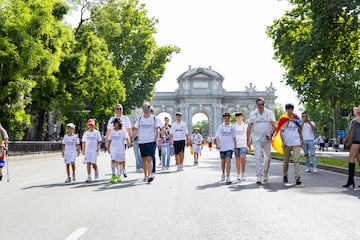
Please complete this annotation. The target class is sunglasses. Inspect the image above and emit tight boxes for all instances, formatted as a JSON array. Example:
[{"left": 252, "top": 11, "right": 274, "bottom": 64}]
[
  {"left": 143, "top": 105, "right": 150, "bottom": 109},
  {"left": 116, "top": 107, "right": 122, "bottom": 110},
  {"left": 257, "top": 103, "right": 264, "bottom": 107}
]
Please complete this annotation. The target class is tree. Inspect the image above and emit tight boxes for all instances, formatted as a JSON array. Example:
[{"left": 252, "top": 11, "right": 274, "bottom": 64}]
[
  {"left": 0, "top": 0, "right": 72, "bottom": 139},
  {"left": 91, "top": 0, "right": 179, "bottom": 113},
  {"left": 267, "top": 0, "right": 360, "bottom": 138},
  {"left": 56, "top": 22, "right": 126, "bottom": 134}
]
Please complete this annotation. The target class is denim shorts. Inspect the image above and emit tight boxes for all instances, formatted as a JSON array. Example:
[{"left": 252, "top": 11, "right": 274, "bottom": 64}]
[
  {"left": 235, "top": 147, "right": 247, "bottom": 158},
  {"left": 220, "top": 150, "right": 233, "bottom": 159}
]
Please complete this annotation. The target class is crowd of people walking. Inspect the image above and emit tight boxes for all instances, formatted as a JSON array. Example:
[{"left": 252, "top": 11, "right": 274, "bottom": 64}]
[{"left": 1, "top": 99, "right": 359, "bottom": 188}]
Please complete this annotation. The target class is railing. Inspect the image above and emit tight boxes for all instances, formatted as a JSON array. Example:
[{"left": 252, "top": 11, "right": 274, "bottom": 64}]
[{"left": 7, "top": 141, "right": 62, "bottom": 156}]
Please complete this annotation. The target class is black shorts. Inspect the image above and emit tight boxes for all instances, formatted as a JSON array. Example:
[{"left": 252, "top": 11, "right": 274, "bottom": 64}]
[
  {"left": 173, "top": 140, "right": 185, "bottom": 155},
  {"left": 139, "top": 142, "right": 156, "bottom": 157}
]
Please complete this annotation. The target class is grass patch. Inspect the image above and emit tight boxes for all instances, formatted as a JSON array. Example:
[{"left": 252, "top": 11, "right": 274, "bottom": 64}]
[
  {"left": 247, "top": 149, "right": 358, "bottom": 170},
  {"left": 270, "top": 152, "right": 360, "bottom": 170}
]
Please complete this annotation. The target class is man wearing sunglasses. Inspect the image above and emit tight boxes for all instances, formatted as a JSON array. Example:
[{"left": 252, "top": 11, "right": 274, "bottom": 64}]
[
  {"left": 247, "top": 98, "right": 276, "bottom": 184},
  {"left": 106, "top": 103, "right": 132, "bottom": 179}
]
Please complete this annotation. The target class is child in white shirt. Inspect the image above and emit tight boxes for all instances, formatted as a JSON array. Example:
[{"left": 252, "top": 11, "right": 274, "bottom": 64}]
[
  {"left": 62, "top": 123, "right": 80, "bottom": 183},
  {"left": 107, "top": 118, "right": 131, "bottom": 183}
]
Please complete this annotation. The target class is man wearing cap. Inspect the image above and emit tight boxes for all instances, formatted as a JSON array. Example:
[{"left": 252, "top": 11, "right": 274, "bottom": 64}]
[
  {"left": 106, "top": 103, "right": 132, "bottom": 178},
  {"left": 82, "top": 119, "right": 102, "bottom": 182},
  {"left": 169, "top": 112, "right": 189, "bottom": 171},
  {"left": 132, "top": 102, "right": 161, "bottom": 183},
  {"left": 62, "top": 123, "right": 80, "bottom": 183},
  {"left": 247, "top": 98, "right": 276, "bottom": 184},
  {"left": 215, "top": 112, "right": 237, "bottom": 183},
  {"left": 190, "top": 127, "right": 203, "bottom": 166}
]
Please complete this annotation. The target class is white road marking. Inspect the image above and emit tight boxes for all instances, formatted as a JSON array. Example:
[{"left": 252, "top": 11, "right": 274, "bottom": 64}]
[
  {"left": 18, "top": 177, "right": 47, "bottom": 185},
  {"left": 64, "top": 227, "right": 89, "bottom": 240}
]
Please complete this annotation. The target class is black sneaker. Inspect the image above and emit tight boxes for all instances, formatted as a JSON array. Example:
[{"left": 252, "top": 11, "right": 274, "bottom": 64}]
[
  {"left": 283, "top": 176, "right": 288, "bottom": 183},
  {"left": 296, "top": 179, "right": 302, "bottom": 185},
  {"left": 123, "top": 172, "right": 128, "bottom": 178},
  {"left": 147, "top": 176, "right": 154, "bottom": 183},
  {"left": 0, "top": 175, "right": 2, "bottom": 181}
]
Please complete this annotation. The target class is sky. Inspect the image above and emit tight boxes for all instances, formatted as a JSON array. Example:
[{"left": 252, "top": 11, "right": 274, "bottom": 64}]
[
  {"left": 139, "top": 0, "right": 299, "bottom": 109},
  {"left": 65, "top": 0, "right": 299, "bottom": 123}
]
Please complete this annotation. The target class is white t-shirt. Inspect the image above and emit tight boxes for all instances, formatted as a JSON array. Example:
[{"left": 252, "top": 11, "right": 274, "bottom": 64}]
[
  {"left": 134, "top": 115, "right": 161, "bottom": 144},
  {"left": 281, "top": 121, "right": 301, "bottom": 146},
  {"left": 108, "top": 129, "right": 128, "bottom": 153},
  {"left": 170, "top": 121, "right": 188, "bottom": 141},
  {"left": 234, "top": 122, "right": 248, "bottom": 148},
  {"left": 62, "top": 134, "right": 80, "bottom": 156},
  {"left": 247, "top": 108, "right": 275, "bottom": 142},
  {"left": 191, "top": 133, "right": 203, "bottom": 145},
  {"left": 107, "top": 115, "right": 131, "bottom": 130},
  {"left": 215, "top": 123, "right": 236, "bottom": 151},
  {"left": 82, "top": 130, "right": 102, "bottom": 153},
  {"left": 302, "top": 121, "right": 316, "bottom": 141}
]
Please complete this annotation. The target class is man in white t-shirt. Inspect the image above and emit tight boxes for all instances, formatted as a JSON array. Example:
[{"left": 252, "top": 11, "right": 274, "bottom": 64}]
[
  {"left": 247, "top": 98, "right": 276, "bottom": 184},
  {"left": 301, "top": 112, "right": 318, "bottom": 173},
  {"left": 280, "top": 104, "right": 303, "bottom": 185},
  {"left": 169, "top": 112, "right": 189, "bottom": 171},
  {"left": 132, "top": 102, "right": 161, "bottom": 183},
  {"left": 106, "top": 103, "right": 132, "bottom": 178}
]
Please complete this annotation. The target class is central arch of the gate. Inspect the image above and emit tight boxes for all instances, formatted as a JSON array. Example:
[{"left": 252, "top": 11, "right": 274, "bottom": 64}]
[{"left": 130, "top": 66, "right": 277, "bottom": 135}]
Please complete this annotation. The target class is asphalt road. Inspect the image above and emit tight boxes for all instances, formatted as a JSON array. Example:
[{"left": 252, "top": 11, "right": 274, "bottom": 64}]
[{"left": 1, "top": 147, "right": 360, "bottom": 240}]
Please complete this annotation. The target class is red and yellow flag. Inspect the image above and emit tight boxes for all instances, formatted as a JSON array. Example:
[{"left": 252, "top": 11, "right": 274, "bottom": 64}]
[{"left": 272, "top": 113, "right": 301, "bottom": 155}]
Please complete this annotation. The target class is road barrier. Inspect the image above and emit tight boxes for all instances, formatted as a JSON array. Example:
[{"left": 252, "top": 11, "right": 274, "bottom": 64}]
[{"left": 7, "top": 141, "right": 62, "bottom": 156}]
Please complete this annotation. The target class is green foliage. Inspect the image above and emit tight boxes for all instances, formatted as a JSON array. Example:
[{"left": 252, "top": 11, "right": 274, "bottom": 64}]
[
  {"left": 267, "top": 0, "right": 360, "bottom": 138},
  {"left": 91, "top": 0, "right": 179, "bottom": 113},
  {"left": 0, "top": 0, "right": 179, "bottom": 140}
]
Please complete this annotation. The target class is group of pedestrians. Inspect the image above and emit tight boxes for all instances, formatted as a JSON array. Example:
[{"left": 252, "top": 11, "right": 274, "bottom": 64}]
[{"left": 3, "top": 98, "right": 357, "bottom": 188}]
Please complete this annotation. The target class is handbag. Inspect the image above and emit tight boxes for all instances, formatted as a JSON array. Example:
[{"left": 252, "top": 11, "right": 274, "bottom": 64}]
[
  {"left": 344, "top": 121, "right": 355, "bottom": 149},
  {"left": 170, "top": 145, "right": 175, "bottom": 156}
]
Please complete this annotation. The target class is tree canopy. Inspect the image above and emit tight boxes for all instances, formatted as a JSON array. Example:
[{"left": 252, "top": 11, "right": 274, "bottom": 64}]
[
  {"left": 267, "top": 0, "right": 360, "bottom": 137},
  {"left": 0, "top": 0, "right": 179, "bottom": 139}
]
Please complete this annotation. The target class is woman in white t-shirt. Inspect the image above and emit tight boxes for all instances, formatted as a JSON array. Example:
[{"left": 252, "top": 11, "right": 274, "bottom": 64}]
[
  {"left": 107, "top": 118, "right": 132, "bottom": 183},
  {"left": 62, "top": 123, "right": 80, "bottom": 183},
  {"left": 234, "top": 112, "right": 248, "bottom": 181},
  {"left": 215, "top": 112, "right": 237, "bottom": 184}
]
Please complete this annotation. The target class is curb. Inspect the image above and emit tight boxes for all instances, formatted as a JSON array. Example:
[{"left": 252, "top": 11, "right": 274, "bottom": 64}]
[{"left": 271, "top": 156, "right": 360, "bottom": 177}]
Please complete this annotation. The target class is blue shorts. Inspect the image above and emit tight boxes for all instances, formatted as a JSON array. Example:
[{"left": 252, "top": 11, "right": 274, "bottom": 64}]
[
  {"left": 235, "top": 147, "right": 247, "bottom": 158},
  {"left": 139, "top": 142, "right": 156, "bottom": 158},
  {"left": 0, "top": 159, "right": 5, "bottom": 168},
  {"left": 220, "top": 150, "right": 233, "bottom": 159}
]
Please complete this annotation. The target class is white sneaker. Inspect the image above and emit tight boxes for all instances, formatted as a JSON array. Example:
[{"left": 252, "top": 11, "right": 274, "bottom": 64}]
[
  {"left": 256, "top": 176, "right": 262, "bottom": 184},
  {"left": 305, "top": 167, "right": 311, "bottom": 172},
  {"left": 263, "top": 174, "right": 268, "bottom": 182},
  {"left": 241, "top": 173, "right": 246, "bottom": 181},
  {"left": 226, "top": 177, "right": 232, "bottom": 184},
  {"left": 86, "top": 176, "right": 91, "bottom": 183},
  {"left": 72, "top": 174, "right": 76, "bottom": 182},
  {"left": 94, "top": 170, "right": 99, "bottom": 179},
  {"left": 237, "top": 175, "right": 241, "bottom": 180},
  {"left": 313, "top": 168, "right": 318, "bottom": 173},
  {"left": 180, "top": 164, "right": 184, "bottom": 171},
  {"left": 176, "top": 165, "right": 181, "bottom": 171},
  {"left": 221, "top": 174, "right": 225, "bottom": 181},
  {"left": 143, "top": 176, "right": 148, "bottom": 182},
  {"left": 65, "top": 177, "right": 71, "bottom": 183}
]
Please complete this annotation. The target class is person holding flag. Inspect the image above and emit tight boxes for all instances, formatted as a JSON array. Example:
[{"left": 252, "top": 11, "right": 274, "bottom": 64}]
[{"left": 274, "top": 103, "right": 303, "bottom": 185}]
